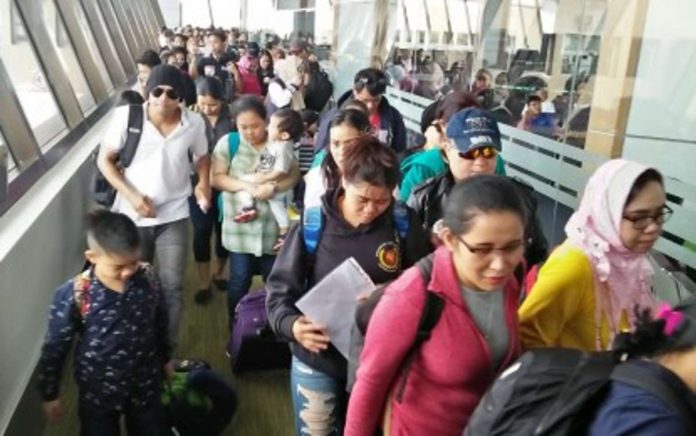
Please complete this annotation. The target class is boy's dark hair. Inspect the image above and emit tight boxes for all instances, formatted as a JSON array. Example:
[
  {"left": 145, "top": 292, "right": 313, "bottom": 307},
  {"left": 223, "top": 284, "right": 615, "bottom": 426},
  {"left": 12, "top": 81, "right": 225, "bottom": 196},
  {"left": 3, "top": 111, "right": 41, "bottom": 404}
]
[
  {"left": 272, "top": 108, "right": 304, "bottom": 142},
  {"left": 174, "top": 33, "right": 188, "bottom": 43},
  {"left": 209, "top": 29, "right": 227, "bottom": 43},
  {"left": 353, "top": 68, "right": 389, "bottom": 96},
  {"left": 341, "top": 136, "right": 400, "bottom": 190},
  {"left": 231, "top": 95, "right": 267, "bottom": 121},
  {"left": 117, "top": 90, "right": 145, "bottom": 106},
  {"left": 136, "top": 50, "right": 161, "bottom": 68},
  {"left": 300, "top": 109, "right": 319, "bottom": 128},
  {"left": 86, "top": 210, "right": 140, "bottom": 255},
  {"left": 443, "top": 174, "right": 528, "bottom": 236},
  {"left": 195, "top": 76, "right": 225, "bottom": 101},
  {"left": 527, "top": 95, "right": 542, "bottom": 104},
  {"left": 171, "top": 46, "right": 188, "bottom": 57}
]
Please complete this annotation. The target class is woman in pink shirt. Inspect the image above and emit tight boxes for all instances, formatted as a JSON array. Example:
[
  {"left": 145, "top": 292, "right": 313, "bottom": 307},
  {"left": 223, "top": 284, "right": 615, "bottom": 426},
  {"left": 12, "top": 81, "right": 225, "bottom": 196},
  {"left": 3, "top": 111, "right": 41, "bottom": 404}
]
[{"left": 346, "top": 174, "right": 526, "bottom": 435}]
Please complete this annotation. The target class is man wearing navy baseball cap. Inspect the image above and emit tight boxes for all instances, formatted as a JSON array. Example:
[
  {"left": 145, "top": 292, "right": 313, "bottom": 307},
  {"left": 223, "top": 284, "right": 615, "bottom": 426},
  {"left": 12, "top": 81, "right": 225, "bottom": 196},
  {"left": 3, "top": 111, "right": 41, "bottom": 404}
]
[
  {"left": 408, "top": 107, "right": 549, "bottom": 266},
  {"left": 445, "top": 107, "right": 502, "bottom": 176}
]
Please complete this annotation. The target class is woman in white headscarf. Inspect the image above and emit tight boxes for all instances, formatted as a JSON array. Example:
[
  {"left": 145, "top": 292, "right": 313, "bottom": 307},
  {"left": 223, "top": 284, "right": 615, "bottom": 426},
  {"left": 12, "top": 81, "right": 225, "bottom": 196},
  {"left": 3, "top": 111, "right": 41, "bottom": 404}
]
[{"left": 519, "top": 159, "right": 672, "bottom": 351}]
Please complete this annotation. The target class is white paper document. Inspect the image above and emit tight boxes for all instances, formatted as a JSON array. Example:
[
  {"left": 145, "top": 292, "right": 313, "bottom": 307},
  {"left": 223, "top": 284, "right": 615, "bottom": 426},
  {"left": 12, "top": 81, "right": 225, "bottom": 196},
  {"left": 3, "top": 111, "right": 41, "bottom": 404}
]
[{"left": 296, "top": 257, "right": 376, "bottom": 358}]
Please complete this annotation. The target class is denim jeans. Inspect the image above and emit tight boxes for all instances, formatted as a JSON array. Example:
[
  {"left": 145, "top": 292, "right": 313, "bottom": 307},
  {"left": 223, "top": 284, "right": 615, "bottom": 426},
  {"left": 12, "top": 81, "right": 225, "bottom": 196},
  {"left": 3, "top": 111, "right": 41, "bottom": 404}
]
[
  {"left": 290, "top": 356, "right": 347, "bottom": 436},
  {"left": 138, "top": 219, "right": 189, "bottom": 348},
  {"left": 188, "top": 189, "right": 228, "bottom": 263},
  {"left": 227, "top": 252, "right": 276, "bottom": 320},
  {"left": 78, "top": 398, "right": 166, "bottom": 436}
]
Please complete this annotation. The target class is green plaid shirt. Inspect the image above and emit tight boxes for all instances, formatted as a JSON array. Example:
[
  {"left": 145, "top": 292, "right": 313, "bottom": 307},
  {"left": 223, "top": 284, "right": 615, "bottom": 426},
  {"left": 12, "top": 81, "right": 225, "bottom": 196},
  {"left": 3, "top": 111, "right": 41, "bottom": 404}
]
[{"left": 213, "top": 134, "right": 279, "bottom": 256}]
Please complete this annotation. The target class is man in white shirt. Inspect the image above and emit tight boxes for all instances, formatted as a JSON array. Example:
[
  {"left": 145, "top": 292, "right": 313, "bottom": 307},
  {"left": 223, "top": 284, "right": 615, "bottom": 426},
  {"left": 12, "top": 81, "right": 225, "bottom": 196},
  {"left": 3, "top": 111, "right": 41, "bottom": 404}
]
[{"left": 98, "top": 64, "right": 210, "bottom": 347}]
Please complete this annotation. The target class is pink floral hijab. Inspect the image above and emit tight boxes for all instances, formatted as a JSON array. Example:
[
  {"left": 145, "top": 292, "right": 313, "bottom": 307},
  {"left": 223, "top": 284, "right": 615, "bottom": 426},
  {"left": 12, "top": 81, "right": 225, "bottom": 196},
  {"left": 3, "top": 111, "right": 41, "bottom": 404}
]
[{"left": 564, "top": 159, "right": 657, "bottom": 349}]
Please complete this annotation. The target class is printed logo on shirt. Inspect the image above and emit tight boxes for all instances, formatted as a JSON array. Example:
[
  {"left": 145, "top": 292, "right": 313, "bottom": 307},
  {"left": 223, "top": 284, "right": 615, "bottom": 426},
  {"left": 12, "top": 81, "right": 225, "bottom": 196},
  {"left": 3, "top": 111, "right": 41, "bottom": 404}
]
[
  {"left": 257, "top": 149, "right": 276, "bottom": 172},
  {"left": 376, "top": 241, "right": 400, "bottom": 273}
]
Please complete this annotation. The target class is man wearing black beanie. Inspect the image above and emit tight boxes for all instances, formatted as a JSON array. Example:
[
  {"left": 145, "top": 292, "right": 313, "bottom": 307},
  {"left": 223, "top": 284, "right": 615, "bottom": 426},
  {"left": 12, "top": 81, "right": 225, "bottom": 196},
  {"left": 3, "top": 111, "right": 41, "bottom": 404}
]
[{"left": 98, "top": 64, "right": 210, "bottom": 348}]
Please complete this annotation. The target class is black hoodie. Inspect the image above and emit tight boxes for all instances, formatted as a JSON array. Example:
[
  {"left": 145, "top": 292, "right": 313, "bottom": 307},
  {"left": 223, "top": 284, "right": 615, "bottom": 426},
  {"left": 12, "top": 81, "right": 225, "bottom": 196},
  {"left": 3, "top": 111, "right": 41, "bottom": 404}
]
[
  {"left": 265, "top": 188, "right": 430, "bottom": 380},
  {"left": 313, "top": 90, "right": 408, "bottom": 155}
]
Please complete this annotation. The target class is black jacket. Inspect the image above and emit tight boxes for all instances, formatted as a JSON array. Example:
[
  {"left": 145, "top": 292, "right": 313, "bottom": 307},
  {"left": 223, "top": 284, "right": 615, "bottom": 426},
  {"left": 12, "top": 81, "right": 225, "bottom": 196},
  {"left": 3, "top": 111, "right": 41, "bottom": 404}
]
[
  {"left": 407, "top": 172, "right": 549, "bottom": 266},
  {"left": 265, "top": 188, "right": 430, "bottom": 380},
  {"left": 313, "top": 90, "right": 407, "bottom": 155}
]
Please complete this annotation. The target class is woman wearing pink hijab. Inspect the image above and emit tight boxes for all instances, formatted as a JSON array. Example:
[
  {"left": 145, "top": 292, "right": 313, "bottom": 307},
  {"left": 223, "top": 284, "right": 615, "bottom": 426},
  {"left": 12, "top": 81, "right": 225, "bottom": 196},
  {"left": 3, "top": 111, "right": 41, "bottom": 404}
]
[{"left": 519, "top": 159, "right": 672, "bottom": 351}]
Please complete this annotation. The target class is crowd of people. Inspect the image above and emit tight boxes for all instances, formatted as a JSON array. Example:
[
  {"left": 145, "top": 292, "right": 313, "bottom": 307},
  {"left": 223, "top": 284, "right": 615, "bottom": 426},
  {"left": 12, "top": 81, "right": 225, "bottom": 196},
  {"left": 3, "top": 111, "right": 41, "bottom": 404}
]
[
  {"left": 386, "top": 47, "right": 593, "bottom": 147},
  {"left": 35, "top": 25, "right": 696, "bottom": 436}
]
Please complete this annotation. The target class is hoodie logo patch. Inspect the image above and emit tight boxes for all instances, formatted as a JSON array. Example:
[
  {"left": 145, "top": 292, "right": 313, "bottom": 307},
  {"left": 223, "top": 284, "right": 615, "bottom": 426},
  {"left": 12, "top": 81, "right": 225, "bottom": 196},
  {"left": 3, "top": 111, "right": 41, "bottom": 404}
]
[{"left": 376, "top": 242, "right": 400, "bottom": 273}]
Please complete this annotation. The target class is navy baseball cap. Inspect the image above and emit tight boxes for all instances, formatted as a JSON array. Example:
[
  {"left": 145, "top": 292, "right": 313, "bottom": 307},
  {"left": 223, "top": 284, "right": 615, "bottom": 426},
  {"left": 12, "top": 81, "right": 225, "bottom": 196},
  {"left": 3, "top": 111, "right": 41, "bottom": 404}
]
[{"left": 445, "top": 108, "right": 502, "bottom": 153}]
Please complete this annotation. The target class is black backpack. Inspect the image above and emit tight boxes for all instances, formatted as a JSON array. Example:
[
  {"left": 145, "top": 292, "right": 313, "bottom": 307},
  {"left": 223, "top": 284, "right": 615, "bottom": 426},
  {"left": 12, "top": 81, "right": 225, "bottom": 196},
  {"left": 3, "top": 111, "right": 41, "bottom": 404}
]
[
  {"left": 304, "top": 69, "right": 334, "bottom": 112},
  {"left": 346, "top": 254, "right": 443, "bottom": 394},
  {"left": 465, "top": 348, "right": 696, "bottom": 436},
  {"left": 91, "top": 104, "right": 144, "bottom": 207}
]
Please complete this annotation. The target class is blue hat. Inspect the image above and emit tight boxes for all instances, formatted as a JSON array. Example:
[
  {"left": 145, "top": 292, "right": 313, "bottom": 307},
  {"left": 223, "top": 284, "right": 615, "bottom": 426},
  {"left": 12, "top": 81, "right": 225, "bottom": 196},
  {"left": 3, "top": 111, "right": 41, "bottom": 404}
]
[{"left": 445, "top": 108, "right": 502, "bottom": 153}]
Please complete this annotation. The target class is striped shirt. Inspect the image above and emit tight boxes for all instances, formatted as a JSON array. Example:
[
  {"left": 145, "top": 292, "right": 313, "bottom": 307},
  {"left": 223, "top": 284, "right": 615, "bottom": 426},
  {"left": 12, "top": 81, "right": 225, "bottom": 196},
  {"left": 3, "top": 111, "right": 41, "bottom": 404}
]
[
  {"left": 296, "top": 134, "right": 315, "bottom": 174},
  {"left": 214, "top": 134, "right": 279, "bottom": 256}
]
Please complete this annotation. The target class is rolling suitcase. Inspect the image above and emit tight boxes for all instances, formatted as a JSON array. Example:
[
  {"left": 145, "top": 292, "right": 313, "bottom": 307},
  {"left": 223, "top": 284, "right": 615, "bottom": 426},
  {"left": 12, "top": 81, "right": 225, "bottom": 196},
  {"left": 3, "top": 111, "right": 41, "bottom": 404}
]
[{"left": 227, "top": 289, "right": 291, "bottom": 373}]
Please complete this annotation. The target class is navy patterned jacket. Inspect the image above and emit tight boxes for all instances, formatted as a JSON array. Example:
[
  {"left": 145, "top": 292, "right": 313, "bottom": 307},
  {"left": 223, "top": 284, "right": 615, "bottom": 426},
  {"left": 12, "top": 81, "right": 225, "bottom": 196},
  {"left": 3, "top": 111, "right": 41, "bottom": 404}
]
[{"left": 38, "top": 264, "right": 171, "bottom": 409}]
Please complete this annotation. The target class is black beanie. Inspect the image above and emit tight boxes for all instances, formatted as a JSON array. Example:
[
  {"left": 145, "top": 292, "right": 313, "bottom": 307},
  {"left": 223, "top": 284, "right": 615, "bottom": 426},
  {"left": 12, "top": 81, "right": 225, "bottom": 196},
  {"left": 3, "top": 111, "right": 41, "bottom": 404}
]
[{"left": 145, "top": 64, "right": 186, "bottom": 99}]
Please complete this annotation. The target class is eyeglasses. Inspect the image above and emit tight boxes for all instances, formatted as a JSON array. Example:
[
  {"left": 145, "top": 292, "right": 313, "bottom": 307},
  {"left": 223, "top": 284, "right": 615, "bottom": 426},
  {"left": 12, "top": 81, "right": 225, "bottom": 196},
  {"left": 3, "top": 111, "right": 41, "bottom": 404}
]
[
  {"left": 457, "top": 235, "right": 526, "bottom": 258},
  {"left": 459, "top": 146, "right": 498, "bottom": 160},
  {"left": 151, "top": 87, "right": 179, "bottom": 100},
  {"left": 622, "top": 205, "right": 673, "bottom": 230}
]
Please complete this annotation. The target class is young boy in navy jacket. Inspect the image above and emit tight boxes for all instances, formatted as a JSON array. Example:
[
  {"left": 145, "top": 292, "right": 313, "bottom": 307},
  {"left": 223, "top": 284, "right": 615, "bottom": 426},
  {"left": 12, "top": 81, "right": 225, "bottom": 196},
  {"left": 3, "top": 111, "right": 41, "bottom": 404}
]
[{"left": 38, "top": 210, "right": 172, "bottom": 435}]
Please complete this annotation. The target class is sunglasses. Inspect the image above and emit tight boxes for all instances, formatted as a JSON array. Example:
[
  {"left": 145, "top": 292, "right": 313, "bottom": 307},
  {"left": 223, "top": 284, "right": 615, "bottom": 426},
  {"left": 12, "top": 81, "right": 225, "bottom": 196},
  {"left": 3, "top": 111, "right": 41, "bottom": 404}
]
[
  {"left": 459, "top": 146, "right": 498, "bottom": 160},
  {"left": 355, "top": 77, "right": 389, "bottom": 87},
  {"left": 150, "top": 87, "right": 179, "bottom": 100}
]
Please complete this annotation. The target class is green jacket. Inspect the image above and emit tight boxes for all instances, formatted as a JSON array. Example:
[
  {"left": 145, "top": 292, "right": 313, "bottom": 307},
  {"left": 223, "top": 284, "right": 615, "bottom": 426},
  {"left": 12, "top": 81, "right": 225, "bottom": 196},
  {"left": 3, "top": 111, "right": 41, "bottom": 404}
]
[{"left": 400, "top": 149, "right": 507, "bottom": 202}]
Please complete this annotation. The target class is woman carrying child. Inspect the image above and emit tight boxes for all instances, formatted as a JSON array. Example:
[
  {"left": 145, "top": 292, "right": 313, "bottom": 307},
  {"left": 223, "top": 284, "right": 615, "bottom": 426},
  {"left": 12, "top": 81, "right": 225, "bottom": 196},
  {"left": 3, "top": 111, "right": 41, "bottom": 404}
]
[{"left": 212, "top": 96, "right": 300, "bottom": 323}]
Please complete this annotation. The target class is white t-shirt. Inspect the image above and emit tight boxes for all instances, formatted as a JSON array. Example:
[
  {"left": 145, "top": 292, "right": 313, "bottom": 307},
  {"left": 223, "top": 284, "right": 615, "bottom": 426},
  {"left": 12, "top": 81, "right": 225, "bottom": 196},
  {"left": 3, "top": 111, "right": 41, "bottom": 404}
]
[
  {"left": 303, "top": 166, "right": 326, "bottom": 210},
  {"left": 257, "top": 140, "right": 295, "bottom": 175},
  {"left": 102, "top": 104, "right": 208, "bottom": 227}
]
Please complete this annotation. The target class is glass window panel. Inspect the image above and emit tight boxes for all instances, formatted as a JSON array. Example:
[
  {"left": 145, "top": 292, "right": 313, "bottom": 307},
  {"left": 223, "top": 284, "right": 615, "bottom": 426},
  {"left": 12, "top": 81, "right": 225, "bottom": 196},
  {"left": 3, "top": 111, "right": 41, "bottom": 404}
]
[
  {"left": 73, "top": 1, "right": 114, "bottom": 93},
  {"left": 0, "top": 130, "right": 15, "bottom": 184},
  {"left": 0, "top": 0, "right": 67, "bottom": 148},
  {"left": 41, "top": 0, "right": 97, "bottom": 115},
  {"left": 133, "top": 2, "right": 153, "bottom": 47},
  {"left": 84, "top": 0, "right": 127, "bottom": 81},
  {"left": 466, "top": 1, "right": 483, "bottom": 35},
  {"left": 447, "top": 0, "right": 470, "bottom": 34},
  {"left": 123, "top": 3, "right": 145, "bottom": 50},
  {"left": 105, "top": 0, "right": 136, "bottom": 60},
  {"left": 397, "top": 0, "right": 407, "bottom": 33},
  {"left": 428, "top": 0, "right": 449, "bottom": 32},
  {"left": 404, "top": 0, "right": 428, "bottom": 31}
]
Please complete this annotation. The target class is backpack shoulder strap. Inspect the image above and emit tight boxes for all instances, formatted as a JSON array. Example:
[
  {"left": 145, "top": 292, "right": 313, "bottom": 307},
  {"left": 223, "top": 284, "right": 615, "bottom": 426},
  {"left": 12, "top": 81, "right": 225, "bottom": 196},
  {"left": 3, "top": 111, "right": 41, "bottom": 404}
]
[
  {"left": 391, "top": 201, "right": 411, "bottom": 241},
  {"left": 72, "top": 270, "right": 92, "bottom": 321},
  {"left": 611, "top": 363, "right": 696, "bottom": 433},
  {"left": 217, "top": 132, "right": 242, "bottom": 222},
  {"left": 302, "top": 206, "right": 324, "bottom": 255},
  {"left": 228, "top": 131, "right": 240, "bottom": 158},
  {"left": 120, "top": 104, "right": 144, "bottom": 167},
  {"left": 395, "top": 254, "right": 443, "bottom": 402}
]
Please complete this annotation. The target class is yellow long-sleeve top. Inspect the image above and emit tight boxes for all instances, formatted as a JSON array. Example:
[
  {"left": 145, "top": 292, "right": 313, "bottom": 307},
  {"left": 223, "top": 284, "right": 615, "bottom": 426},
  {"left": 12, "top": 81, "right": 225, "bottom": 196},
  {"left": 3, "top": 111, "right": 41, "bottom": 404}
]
[{"left": 519, "top": 241, "right": 630, "bottom": 351}]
